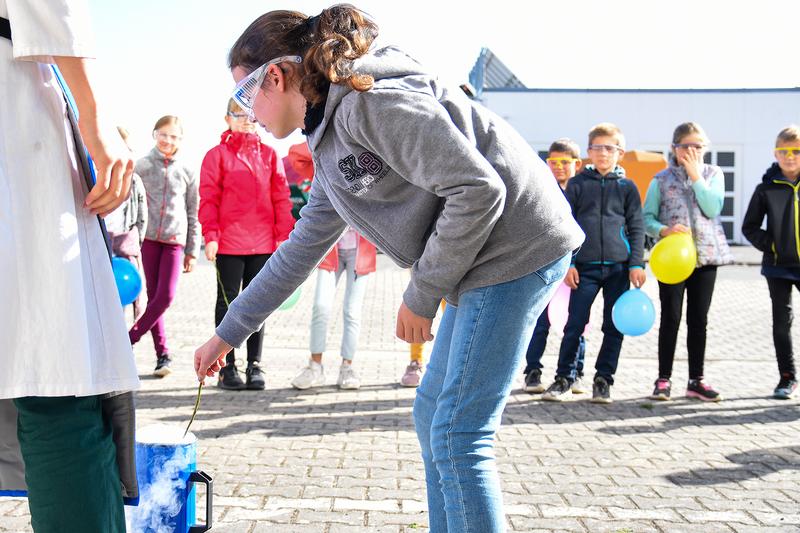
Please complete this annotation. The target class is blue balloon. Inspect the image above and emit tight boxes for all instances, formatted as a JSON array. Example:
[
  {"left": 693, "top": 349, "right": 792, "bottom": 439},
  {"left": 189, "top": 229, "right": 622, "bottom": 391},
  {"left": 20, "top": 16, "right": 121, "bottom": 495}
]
[
  {"left": 612, "top": 288, "right": 655, "bottom": 336},
  {"left": 112, "top": 256, "right": 142, "bottom": 306}
]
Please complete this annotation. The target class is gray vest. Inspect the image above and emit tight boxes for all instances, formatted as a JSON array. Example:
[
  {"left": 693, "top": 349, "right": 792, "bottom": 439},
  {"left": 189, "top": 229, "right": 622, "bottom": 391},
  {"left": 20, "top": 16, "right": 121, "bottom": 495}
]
[{"left": 656, "top": 164, "right": 733, "bottom": 267}]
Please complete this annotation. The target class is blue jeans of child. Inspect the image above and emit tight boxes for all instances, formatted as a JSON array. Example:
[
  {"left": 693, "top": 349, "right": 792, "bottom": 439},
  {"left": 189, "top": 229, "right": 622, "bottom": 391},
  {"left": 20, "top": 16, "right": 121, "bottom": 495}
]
[
  {"left": 523, "top": 310, "right": 586, "bottom": 378},
  {"left": 413, "top": 253, "right": 569, "bottom": 532},
  {"left": 556, "top": 263, "right": 629, "bottom": 385}
]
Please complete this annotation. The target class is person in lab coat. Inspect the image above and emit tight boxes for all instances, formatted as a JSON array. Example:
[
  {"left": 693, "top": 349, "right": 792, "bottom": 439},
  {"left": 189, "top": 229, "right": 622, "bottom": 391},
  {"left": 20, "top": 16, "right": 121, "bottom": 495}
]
[{"left": 0, "top": 1, "right": 140, "bottom": 532}]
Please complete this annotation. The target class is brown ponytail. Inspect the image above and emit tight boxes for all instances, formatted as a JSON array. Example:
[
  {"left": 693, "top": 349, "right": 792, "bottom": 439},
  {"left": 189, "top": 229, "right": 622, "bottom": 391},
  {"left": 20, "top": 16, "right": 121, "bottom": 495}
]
[{"left": 228, "top": 4, "right": 378, "bottom": 106}]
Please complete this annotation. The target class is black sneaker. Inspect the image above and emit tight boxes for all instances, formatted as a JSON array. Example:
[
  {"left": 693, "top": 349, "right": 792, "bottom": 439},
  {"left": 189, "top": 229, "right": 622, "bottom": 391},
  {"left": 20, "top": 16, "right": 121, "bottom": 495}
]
[
  {"left": 218, "top": 363, "right": 246, "bottom": 390},
  {"left": 650, "top": 378, "right": 671, "bottom": 401},
  {"left": 524, "top": 369, "right": 545, "bottom": 393},
  {"left": 542, "top": 377, "right": 572, "bottom": 402},
  {"left": 686, "top": 379, "right": 721, "bottom": 402},
  {"left": 591, "top": 376, "right": 612, "bottom": 404},
  {"left": 773, "top": 374, "right": 798, "bottom": 400},
  {"left": 153, "top": 354, "right": 172, "bottom": 378},
  {"left": 246, "top": 362, "right": 266, "bottom": 390}
]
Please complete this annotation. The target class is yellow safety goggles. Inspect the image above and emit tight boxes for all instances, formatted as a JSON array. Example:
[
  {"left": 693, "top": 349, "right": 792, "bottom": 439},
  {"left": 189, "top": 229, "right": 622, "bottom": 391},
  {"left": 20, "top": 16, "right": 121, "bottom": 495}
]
[
  {"left": 546, "top": 157, "right": 579, "bottom": 167},
  {"left": 775, "top": 147, "right": 800, "bottom": 158}
]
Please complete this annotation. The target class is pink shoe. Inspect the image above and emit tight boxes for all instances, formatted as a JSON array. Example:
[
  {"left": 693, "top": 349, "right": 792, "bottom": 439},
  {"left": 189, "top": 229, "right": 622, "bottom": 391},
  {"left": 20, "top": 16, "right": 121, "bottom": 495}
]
[{"left": 401, "top": 360, "right": 423, "bottom": 387}]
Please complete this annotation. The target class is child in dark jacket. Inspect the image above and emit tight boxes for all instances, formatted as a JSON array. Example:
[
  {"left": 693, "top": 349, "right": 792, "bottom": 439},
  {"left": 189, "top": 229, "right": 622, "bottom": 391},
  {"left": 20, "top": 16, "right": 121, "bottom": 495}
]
[
  {"left": 542, "top": 123, "right": 646, "bottom": 404},
  {"left": 742, "top": 125, "right": 800, "bottom": 400}
]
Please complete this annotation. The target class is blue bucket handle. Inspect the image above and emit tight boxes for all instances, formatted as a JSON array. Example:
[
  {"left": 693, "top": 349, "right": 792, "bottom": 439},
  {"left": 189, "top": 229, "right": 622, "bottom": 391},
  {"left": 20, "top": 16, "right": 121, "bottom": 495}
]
[{"left": 188, "top": 470, "right": 213, "bottom": 532}]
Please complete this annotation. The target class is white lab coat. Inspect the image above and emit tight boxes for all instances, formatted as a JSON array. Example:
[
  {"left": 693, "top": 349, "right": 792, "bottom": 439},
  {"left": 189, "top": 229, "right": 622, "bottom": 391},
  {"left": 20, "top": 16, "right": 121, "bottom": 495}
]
[{"left": 0, "top": 0, "right": 139, "bottom": 399}]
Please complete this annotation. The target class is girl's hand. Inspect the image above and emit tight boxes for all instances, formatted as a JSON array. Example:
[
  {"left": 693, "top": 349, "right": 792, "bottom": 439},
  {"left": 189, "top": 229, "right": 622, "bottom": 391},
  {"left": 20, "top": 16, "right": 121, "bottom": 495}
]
[
  {"left": 204, "top": 241, "right": 218, "bottom": 262},
  {"left": 194, "top": 334, "right": 233, "bottom": 383},
  {"left": 660, "top": 224, "right": 691, "bottom": 237},
  {"left": 564, "top": 267, "right": 580, "bottom": 289},
  {"left": 184, "top": 254, "right": 196, "bottom": 273},
  {"left": 396, "top": 302, "right": 434, "bottom": 344},
  {"left": 629, "top": 268, "right": 646, "bottom": 288},
  {"left": 81, "top": 123, "right": 135, "bottom": 217},
  {"left": 677, "top": 148, "right": 703, "bottom": 182}
]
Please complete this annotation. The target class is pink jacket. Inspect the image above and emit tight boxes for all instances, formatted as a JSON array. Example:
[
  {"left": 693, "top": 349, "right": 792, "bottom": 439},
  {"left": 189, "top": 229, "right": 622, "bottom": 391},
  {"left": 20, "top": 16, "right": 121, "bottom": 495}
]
[
  {"left": 199, "top": 130, "right": 294, "bottom": 255},
  {"left": 319, "top": 234, "right": 377, "bottom": 276}
]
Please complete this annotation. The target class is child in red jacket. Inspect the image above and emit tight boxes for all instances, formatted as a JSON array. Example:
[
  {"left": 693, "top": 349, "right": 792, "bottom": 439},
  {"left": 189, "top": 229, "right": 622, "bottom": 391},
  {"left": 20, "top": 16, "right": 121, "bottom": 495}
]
[{"left": 199, "top": 99, "right": 295, "bottom": 390}]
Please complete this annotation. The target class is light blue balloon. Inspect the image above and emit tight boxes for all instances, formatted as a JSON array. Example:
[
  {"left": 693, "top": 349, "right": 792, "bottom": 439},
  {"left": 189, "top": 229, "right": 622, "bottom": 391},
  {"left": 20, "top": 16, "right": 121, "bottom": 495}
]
[
  {"left": 112, "top": 256, "right": 142, "bottom": 306},
  {"left": 612, "top": 288, "right": 655, "bottom": 336}
]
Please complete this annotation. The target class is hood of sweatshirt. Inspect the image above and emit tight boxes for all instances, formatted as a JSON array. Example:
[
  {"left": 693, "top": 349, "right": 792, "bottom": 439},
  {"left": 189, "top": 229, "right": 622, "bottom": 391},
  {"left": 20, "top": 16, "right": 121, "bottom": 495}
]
[
  {"left": 762, "top": 162, "right": 788, "bottom": 183},
  {"left": 305, "top": 46, "right": 428, "bottom": 150},
  {"left": 219, "top": 129, "right": 261, "bottom": 152},
  {"left": 579, "top": 164, "right": 626, "bottom": 180}
]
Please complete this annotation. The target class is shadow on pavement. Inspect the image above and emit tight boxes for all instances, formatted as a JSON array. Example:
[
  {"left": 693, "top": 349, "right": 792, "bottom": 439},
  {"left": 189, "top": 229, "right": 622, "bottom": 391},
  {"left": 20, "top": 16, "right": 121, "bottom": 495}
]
[{"left": 666, "top": 445, "right": 800, "bottom": 486}]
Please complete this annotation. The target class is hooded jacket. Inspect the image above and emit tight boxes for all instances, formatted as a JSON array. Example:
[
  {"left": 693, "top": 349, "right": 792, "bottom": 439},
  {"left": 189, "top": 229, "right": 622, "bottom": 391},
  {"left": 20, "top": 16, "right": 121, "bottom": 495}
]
[
  {"left": 566, "top": 165, "right": 645, "bottom": 267},
  {"left": 742, "top": 163, "right": 800, "bottom": 268},
  {"left": 136, "top": 147, "right": 200, "bottom": 257},
  {"left": 215, "top": 46, "right": 584, "bottom": 348},
  {"left": 199, "top": 130, "right": 294, "bottom": 255},
  {"left": 319, "top": 232, "right": 377, "bottom": 276}
]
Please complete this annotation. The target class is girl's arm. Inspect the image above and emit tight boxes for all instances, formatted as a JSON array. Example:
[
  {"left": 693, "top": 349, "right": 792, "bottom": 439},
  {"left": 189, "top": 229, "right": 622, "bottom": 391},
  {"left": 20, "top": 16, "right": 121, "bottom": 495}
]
[
  {"left": 268, "top": 149, "right": 296, "bottom": 243},
  {"left": 215, "top": 181, "right": 347, "bottom": 349},
  {"left": 135, "top": 176, "right": 147, "bottom": 244},
  {"left": 198, "top": 148, "right": 223, "bottom": 246},
  {"left": 642, "top": 178, "right": 666, "bottom": 238},
  {"left": 692, "top": 167, "right": 725, "bottom": 219},
  {"left": 344, "top": 88, "right": 506, "bottom": 319},
  {"left": 184, "top": 169, "right": 200, "bottom": 258}
]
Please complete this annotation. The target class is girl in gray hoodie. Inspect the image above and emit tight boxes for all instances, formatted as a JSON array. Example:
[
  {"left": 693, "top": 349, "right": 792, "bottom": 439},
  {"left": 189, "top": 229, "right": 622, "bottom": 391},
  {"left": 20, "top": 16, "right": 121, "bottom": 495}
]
[{"left": 193, "top": 5, "right": 583, "bottom": 532}]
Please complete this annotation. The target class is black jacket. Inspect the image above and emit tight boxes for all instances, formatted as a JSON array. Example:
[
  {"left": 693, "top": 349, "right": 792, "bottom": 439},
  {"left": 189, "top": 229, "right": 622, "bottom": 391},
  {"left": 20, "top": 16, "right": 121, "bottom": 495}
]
[
  {"left": 742, "top": 163, "right": 800, "bottom": 268},
  {"left": 565, "top": 166, "right": 645, "bottom": 267}
]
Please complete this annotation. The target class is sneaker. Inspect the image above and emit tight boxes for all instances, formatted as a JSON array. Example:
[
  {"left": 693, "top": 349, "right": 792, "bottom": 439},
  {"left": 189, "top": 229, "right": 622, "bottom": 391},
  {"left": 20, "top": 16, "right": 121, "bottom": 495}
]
[
  {"left": 686, "top": 379, "right": 721, "bottom": 402},
  {"left": 591, "top": 376, "right": 613, "bottom": 404},
  {"left": 337, "top": 363, "right": 361, "bottom": 390},
  {"left": 650, "top": 378, "right": 672, "bottom": 401},
  {"left": 217, "top": 362, "right": 246, "bottom": 390},
  {"left": 571, "top": 376, "right": 588, "bottom": 394},
  {"left": 773, "top": 375, "right": 798, "bottom": 400},
  {"left": 291, "top": 360, "right": 325, "bottom": 390},
  {"left": 400, "top": 360, "right": 423, "bottom": 388},
  {"left": 245, "top": 362, "right": 265, "bottom": 390},
  {"left": 542, "top": 377, "right": 572, "bottom": 402},
  {"left": 153, "top": 354, "right": 172, "bottom": 378},
  {"left": 524, "top": 369, "right": 545, "bottom": 393}
]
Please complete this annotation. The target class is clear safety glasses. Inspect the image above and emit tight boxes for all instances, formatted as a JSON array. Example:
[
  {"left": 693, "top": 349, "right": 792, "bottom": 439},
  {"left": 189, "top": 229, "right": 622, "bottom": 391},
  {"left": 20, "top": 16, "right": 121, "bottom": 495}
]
[{"left": 231, "top": 55, "right": 303, "bottom": 120}]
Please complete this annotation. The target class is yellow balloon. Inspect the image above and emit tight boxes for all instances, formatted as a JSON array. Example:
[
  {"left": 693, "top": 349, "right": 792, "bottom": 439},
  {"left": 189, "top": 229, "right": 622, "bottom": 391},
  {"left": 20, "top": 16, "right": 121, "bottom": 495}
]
[{"left": 649, "top": 233, "right": 697, "bottom": 284}]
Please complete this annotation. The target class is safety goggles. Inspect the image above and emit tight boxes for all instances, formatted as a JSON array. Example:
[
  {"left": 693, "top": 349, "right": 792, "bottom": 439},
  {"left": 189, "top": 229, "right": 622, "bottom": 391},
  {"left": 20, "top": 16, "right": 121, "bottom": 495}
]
[
  {"left": 775, "top": 147, "right": 800, "bottom": 158},
  {"left": 673, "top": 142, "right": 706, "bottom": 150},
  {"left": 588, "top": 144, "right": 622, "bottom": 154},
  {"left": 231, "top": 55, "right": 303, "bottom": 120},
  {"left": 546, "top": 157, "right": 579, "bottom": 167}
]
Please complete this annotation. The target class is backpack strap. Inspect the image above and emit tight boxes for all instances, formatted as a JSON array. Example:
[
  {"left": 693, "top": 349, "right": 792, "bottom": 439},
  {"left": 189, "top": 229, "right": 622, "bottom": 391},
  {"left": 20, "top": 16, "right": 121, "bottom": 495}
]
[{"left": 0, "top": 17, "right": 11, "bottom": 41}]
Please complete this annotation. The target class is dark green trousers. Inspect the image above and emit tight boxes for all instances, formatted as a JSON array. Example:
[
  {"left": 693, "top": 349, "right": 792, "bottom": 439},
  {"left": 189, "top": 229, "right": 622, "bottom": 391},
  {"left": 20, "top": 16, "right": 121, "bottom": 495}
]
[{"left": 14, "top": 395, "right": 125, "bottom": 533}]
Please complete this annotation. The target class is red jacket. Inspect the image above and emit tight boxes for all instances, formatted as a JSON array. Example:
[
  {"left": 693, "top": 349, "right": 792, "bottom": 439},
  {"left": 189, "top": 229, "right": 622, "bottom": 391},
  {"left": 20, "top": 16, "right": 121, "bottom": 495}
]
[
  {"left": 319, "top": 234, "right": 377, "bottom": 276},
  {"left": 199, "top": 130, "right": 294, "bottom": 255}
]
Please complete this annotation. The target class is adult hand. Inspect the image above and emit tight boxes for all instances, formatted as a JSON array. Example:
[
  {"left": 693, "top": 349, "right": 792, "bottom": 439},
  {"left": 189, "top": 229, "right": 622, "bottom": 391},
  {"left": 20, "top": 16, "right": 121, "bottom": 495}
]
[
  {"left": 184, "top": 254, "right": 196, "bottom": 273},
  {"left": 205, "top": 241, "right": 218, "bottom": 262},
  {"left": 677, "top": 148, "right": 703, "bottom": 182},
  {"left": 629, "top": 268, "right": 647, "bottom": 288},
  {"left": 81, "top": 122, "right": 134, "bottom": 217},
  {"left": 564, "top": 267, "right": 580, "bottom": 289},
  {"left": 660, "top": 224, "right": 691, "bottom": 237},
  {"left": 396, "top": 302, "right": 434, "bottom": 344},
  {"left": 194, "top": 334, "right": 233, "bottom": 383}
]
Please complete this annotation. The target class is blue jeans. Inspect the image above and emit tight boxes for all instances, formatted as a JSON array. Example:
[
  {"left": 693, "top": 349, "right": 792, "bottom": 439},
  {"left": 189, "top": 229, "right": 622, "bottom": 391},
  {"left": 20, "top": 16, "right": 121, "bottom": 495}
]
[
  {"left": 413, "top": 253, "right": 569, "bottom": 532},
  {"left": 523, "top": 309, "right": 586, "bottom": 378},
  {"left": 556, "top": 263, "right": 629, "bottom": 385}
]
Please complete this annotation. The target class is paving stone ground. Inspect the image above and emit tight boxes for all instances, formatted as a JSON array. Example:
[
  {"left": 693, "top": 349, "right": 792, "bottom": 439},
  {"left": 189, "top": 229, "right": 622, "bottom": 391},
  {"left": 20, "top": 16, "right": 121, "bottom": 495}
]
[{"left": 2, "top": 247, "right": 799, "bottom": 533}]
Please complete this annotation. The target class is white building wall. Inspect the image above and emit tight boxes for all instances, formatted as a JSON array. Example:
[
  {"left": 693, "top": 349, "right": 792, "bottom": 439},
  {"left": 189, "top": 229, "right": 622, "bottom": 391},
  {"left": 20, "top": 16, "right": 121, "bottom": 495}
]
[{"left": 481, "top": 89, "right": 800, "bottom": 243}]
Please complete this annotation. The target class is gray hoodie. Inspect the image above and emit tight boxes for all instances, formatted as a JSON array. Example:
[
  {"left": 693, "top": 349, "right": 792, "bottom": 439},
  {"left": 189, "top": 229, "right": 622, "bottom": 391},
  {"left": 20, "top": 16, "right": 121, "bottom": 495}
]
[
  {"left": 136, "top": 147, "right": 200, "bottom": 257},
  {"left": 216, "top": 46, "right": 584, "bottom": 348}
]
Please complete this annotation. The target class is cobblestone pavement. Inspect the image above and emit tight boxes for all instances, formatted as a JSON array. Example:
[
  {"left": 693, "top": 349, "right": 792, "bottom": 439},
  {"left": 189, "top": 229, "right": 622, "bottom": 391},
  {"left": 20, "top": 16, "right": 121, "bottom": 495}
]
[{"left": 2, "top": 249, "right": 799, "bottom": 533}]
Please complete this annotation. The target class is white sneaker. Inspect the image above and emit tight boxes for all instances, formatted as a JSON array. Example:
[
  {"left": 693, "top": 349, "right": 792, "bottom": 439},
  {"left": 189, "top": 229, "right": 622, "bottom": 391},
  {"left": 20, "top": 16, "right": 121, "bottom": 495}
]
[
  {"left": 571, "top": 376, "right": 588, "bottom": 394},
  {"left": 291, "top": 360, "right": 325, "bottom": 390},
  {"left": 337, "top": 363, "right": 361, "bottom": 390}
]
